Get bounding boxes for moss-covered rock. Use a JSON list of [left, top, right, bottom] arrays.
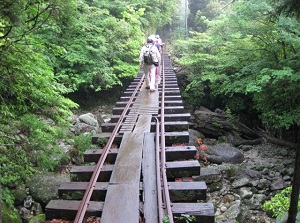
[[10, 188, 27, 206], [2, 202, 22, 223], [26, 172, 70, 208]]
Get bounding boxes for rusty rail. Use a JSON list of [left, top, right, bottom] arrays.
[[153, 45, 174, 223], [73, 74, 145, 223], [159, 46, 174, 223]]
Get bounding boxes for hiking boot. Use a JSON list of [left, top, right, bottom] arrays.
[[150, 88, 156, 92], [146, 86, 150, 89]]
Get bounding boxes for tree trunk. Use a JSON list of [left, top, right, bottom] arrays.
[[287, 139, 300, 223], [192, 107, 299, 149], [263, 133, 298, 149]]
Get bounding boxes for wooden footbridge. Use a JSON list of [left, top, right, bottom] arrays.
[[45, 51, 215, 223]]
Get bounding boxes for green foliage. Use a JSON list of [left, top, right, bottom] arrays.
[[188, 0, 227, 32], [29, 214, 46, 223], [262, 186, 300, 217], [2, 201, 22, 223], [73, 133, 93, 157], [0, 0, 182, 210], [162, 215, 170, 223], [69, 133, 93, 165], [171, 0, 300, 135], [97, 137, 108, 147], [175, 214, 197, 222], [0, 0, 78, 193], [2, 187, 15, 208]]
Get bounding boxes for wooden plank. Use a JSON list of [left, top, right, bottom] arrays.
[[84, 145, 196, 164], [58, 182, 109, 201], [160, 106, 186, 114], [142, 133, 158, 223], [112, 106, 186, 115], [134, 115, 152, 133], [101, 132, 144, 223], [165, 146, 197, 161], [84, 148, 118, 163], [92, 133, 122, 145], [128, 83, 178, 88], [150, 121, 189, 132], [70, 165, 113, 182], [45, 200, 103, 220], [164, 90, 181, 95], [123, 89, 180, 96], [168, 182, 207, 201], [166, 160, 200, 178], [159, 100, 183, 106], [165, 131, 190, 145], [158, 113, 191, 121], [172, 202, 215, 223], [120, 95, 181, 101], [110, 113, 191, 122], [120, 96, 137, 101], [159, 95, 182, 101], [115, 101, 134, 107], [101, 121, 189, 133]]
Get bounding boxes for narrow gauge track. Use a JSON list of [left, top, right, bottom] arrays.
[[45, 49, 215, 223]]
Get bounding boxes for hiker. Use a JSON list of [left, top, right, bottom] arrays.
[[139, 36, 161, 92], [155, 35, 164, 84], [155, 35, 163, 53]]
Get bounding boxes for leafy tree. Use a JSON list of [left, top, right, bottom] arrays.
[[171, 2, 300, 222], [173, 0, 300, 133], [0, 0, 77, 205], [276, 0, 300, 18], [42, 0, 178, 92], [188, 0, 229, 32], [0, 0, 182, 209]]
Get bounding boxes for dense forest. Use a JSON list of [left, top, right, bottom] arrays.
[[0, 0, 178, 216], [1, 0, 300, 222], [173, 0, 300, 139]]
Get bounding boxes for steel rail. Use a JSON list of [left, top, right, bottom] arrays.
[[155, 117, 164, 222], [159, 45, 174, 223], [74, 73, 145, 223]]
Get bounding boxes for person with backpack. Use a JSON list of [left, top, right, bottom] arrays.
[[139, 36, 161, 92], [154, 35, 163, 53], [154, 35, 164, 85]]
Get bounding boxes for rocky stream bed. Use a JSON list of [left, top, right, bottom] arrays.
[[7, 103, 298, 223]]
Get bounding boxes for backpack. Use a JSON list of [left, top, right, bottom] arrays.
[[143, 45, 154, 65]]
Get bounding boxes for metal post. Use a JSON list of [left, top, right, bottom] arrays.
[[185, 0, 188, 37]]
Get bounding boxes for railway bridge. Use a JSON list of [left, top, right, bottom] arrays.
[[45, 51, 215, 223]]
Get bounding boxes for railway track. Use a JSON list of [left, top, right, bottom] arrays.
[[45, 50, 215, 223]]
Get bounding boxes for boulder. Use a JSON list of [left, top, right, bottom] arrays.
[[192, 107, 260, 141], [238, 187, 253, 200], [244, 194, 266, 210], [203, 143, 244, 164], [232, 178, 250, 189], [79, 113, 98, 127], [195, 166, 222, 183], [26, 172, 70, 208], [188, 128, 203, 146], [74, 122, 98, 134], [224, 200, 242, 219], [270, 178, 287, 191], [10, 188, 27, 206]]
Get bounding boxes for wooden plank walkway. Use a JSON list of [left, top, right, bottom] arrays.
[[100, 131, 144, 223], [142, 133, 158, 223], [101, 86, 159, 223]]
